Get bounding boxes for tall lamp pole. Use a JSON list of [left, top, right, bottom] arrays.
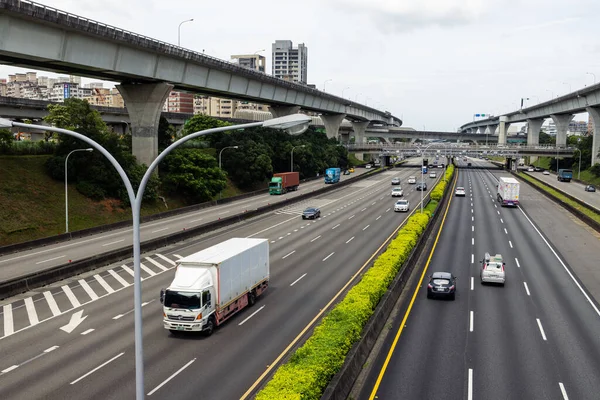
[[65, 148, 93, 233], [420, 143, 436, 214], [178, 18, 194, 46], [291, 144, 306, 172], [574, 148, 582, 180], [587, 72, 596, 84], [323, 79, 332, 92], [218, 145, 239, 199]]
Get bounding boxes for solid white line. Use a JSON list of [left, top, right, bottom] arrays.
[[472, 238, 474, 245], [376, 215, 381, 220], [559, 382, 569, 400], [43, 291, 62, 316], [536, 318, 547, 341], [468, 369, 473, 400], [81, 329, 94, 335], [44, 345, 59, 353], [332, 224, 340, 230], [144, 257, 169, 272], [515, 258, 521, 268], [348, 215, 355, 219], [35, 255, 65, 265], [102, 239, 124, 247], [108, 269, 130, 287], [471, 254, 474, 264], [323, 252, 335, 261], [93, 275, 115, 294], [140, 263, 157, 277], [62, 285, 81, 308], [24, 297, 39, 326], [346, 237, 355, 244], [121, 265, 135, 277], [147, 358, 196, 396], [238, 305, 265, 326], [282, 250, 296, 259], [470, 311, 474, 332], [363, 225, 370, 231], [518, 206, 600, 317], [509, 241, 513, 248], [2, 365, 18, 373], [70, 352, 125, 384], [79, 279, 99, 301], [155, 254, 176, 266], [290, 274, 307, 286], [310, 235, 321, 242], [524, 282, 531, 296], [151, 227, 170, 233], [471, 277, 474, 291]]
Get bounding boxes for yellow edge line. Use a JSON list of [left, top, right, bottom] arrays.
[[368, 169, 458, 400], [240, 187, 430, 399]]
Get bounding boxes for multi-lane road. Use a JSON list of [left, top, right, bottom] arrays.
[[358, 158, 600, 400], [523, 169, 600, 209], [0, 161, 441, 399]]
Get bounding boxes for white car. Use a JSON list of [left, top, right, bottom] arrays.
[[527, 167, 534, 172], [394, 199, 409, 212], [407, 176, 417, 184], [480, 253, 506, 285], [543, 170, 550, 175], [429, 172, 436, 178], [391, 188, 404, 197], [455, 187, 466, 196]]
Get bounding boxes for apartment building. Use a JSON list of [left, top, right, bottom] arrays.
[[271, 40, 308, 84]]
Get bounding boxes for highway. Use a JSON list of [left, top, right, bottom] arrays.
[[358, 159, 600, 400], [0, 161, 441, 399], [523, 168, 600, 209], [0, 168, 369, 282]]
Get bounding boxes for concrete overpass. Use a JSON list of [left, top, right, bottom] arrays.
[[0, 0, 401, 166], [346, 143, 576, 157], [459, 81, 600, 165]]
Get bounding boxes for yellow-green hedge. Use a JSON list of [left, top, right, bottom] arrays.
[[430, 164, 455, 201], [255, 166, 455, 400]]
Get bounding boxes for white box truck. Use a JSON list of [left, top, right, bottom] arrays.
[[497, 177, 520, 207], [160, 238, 269, 336]]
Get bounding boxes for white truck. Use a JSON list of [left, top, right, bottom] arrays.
[[160, 238, 269, 336], [497, 177, 520, 207]]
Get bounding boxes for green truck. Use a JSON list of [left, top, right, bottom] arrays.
[[269, 172, 300, 195]]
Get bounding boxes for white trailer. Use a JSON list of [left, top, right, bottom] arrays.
[[497, 177, 520, 207], [161, 238, 269, 335]]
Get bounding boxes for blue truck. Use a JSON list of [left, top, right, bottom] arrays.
[[557, 169, 573, 182], [324, 168, 341, 184]]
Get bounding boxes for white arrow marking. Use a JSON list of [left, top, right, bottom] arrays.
[[60, 310, 88, 333]]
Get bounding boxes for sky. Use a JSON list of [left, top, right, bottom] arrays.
[[1, 0, 600, 131]]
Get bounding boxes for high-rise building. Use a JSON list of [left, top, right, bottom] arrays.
[[231, 54, 266, 73], [163, 91, 194, 113], [271, 40, 308, 84]]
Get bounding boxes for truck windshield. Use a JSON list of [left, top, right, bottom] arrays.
[[164, 290, 201, 309], [268, 182, 280, 188]]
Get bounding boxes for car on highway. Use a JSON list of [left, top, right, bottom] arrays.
[[438, 164, 444, 168], [426, 272, 456, 300], [302, 207, 321, 219], [391, 177, 401, 185], [455, 187, 466, 196], [394, 199, 410, 212], [585, 185, 596, 192], [429, 172, 436, 178], [407, 176, 417, 184], [543, 170, 550, 175], [391, 187, 404, 197], [416, 182, 427, 191], [527, 167, 535, 172], [534, 167, 543, 172], [480, 253, 506, 285]]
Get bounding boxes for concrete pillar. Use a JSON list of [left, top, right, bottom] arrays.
[[269, 105, 301, 118], [550, 114, 573, 148], [320, 114, 346, 140], [498, 116, 510, 145], [351, 120, 370, 144], [587, 107, 600, 166], [526, 118, 544, 146], [339, 132, 350, 144], [117, 82, 173, 167]]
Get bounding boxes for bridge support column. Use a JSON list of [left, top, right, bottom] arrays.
[[526, 118, 544, 146], [550, 114, 573, 148], [587, 107, 600, 166], [498, 116, 510, 145], [116, 82, 173, 167], [320, 113, 346, 140], [269, 105, 301, 118], [351, 121, 369, 144]]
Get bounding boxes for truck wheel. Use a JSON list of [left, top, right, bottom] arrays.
[[248, 291, 256, 306], [204, 316, 215, 337]]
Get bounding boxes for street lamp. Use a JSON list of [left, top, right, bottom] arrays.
[[574, 148, 582, 180], [420, 143, 437, 214], [587, 72, 596, 84], [218, 145, 239, 200], [120, 120, 130, 135], [178, 18, 194, 46], [323, 79, 332, 92], [65, 148, 93, 233], [342, 86, 350, 98], [520, 97, 529, 110], [0, 113, 311, 400], [291, 144, 306, 172]]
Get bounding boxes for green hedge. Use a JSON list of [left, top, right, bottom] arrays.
[[255, 165, 454, 400]]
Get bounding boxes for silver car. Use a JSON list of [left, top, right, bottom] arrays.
[[394, 199, 409, 212]]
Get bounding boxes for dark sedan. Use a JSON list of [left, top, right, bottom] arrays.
[[302, 207, 321, 219], [415, 182, 427, 191], [427, 272, 456, 300], [585, 185, 596, 192]]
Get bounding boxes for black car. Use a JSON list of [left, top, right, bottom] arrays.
[[415, 182, 427, 191], [427, 272, 457, 300], [302, 207, 321, 219], [585, 185, 596, 192]]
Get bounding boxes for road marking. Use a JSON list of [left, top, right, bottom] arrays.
[[470, 311, 474, 332], [310, 235, 321, 242], [497, 210, 500, 215], [35, 255, 65, 265], [494, 204, 498, 208], [70, 352, 125, 385], [93, 275, 115, 294], [24, 297, 39, 326], [376, 215, 382, 220], [62, 285, 81, 308], [294, 229, 298, 232], [559, 383, 569, 400], [287, 233, 291, 236], [471, 202, 473, 207], [102, 239, 124, 247], [156, 254, 177, 266], [140, 263, 157, 277], [471, 209, 473, 214], [468, 369, 473, 400], [323, 252, 335, 261], [500, 218, 504, 223], [348, 215, 355, 220], [386, 208, 391, 212], [361, 208, 367, 212], [536, 318, 547, 341], [190, 218, 203, 223], [290, 274, 307, 286], [238, 305, 265, 326], [509, 240, 513, 248], [332, 224, 340, 230], [151, 227, 170, 233], [363, 225, 370, 231], [147, 358, 196, 396], [144, 257, 169, 272], [278, 236, 284, 240], [504, 228, 508, 234], [472, 216, 474, 222], [43, 291, 62, 316], [472, 226, 474, 232], [1, 365, 18, 374], [472, 238, 474, 245], [471, 254, 474, 264], [471, 277, 474, 290], [81, 329, 94, 335], [121, 265, 135, 278], [218, 210, 230, 215], [108, 269, 130, 287], [44, 345, 59, 353], [346, 237, 355, 244], [515, 258, 520, 268], [524, 282, 531, 296], [79, 279, 99, 301], [282, 251, 296, 259]]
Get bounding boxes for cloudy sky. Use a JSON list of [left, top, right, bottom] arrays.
[[2, 0, 600, 130]]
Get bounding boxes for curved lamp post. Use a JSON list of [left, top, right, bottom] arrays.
[[65, 148, 93, 232], [178, 18, 194, 46], [291, 144, 306, 172], [0, 113, 311, 400]]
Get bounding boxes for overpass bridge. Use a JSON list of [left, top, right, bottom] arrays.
[[0, 0, 401, 165]]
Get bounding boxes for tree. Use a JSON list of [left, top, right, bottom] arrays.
[[0, 129, 13, 153], [158, 116, 176, 152], [538, 130, 555, 145]]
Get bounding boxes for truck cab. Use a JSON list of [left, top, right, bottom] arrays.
[[557, 169, 573, 182]]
